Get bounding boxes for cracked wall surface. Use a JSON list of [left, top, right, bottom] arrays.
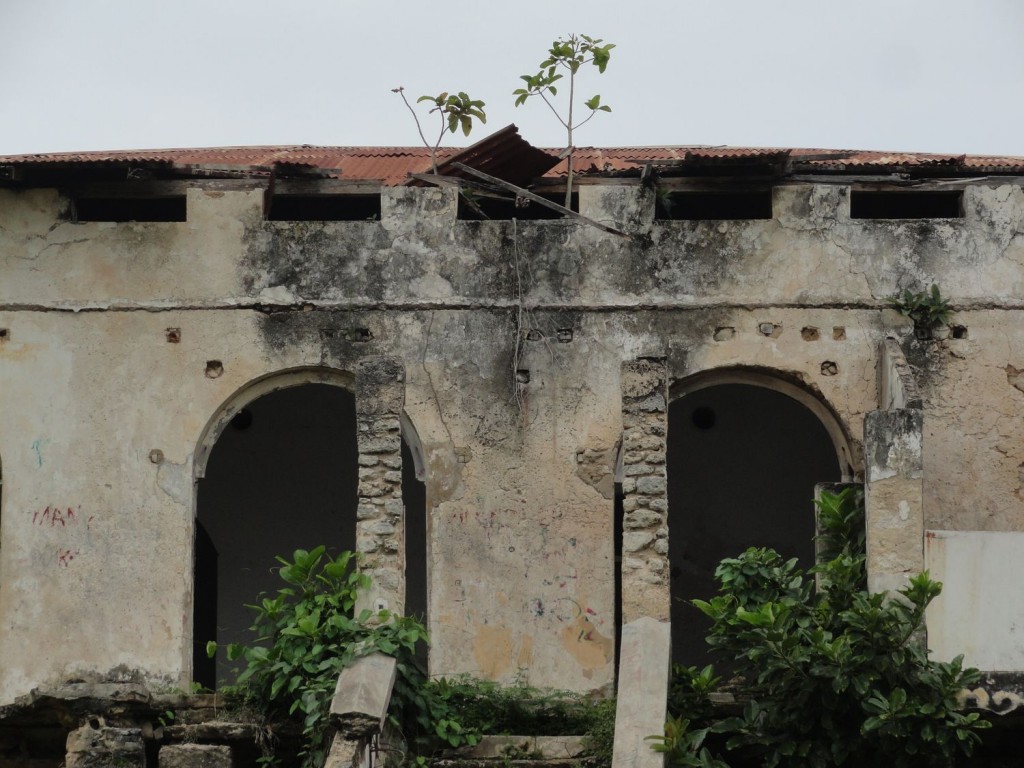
[[2, 180, 1024, 700]]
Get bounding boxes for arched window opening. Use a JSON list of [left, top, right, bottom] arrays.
[[193, 382, 358, 689], [668, 382, 843, 668], [402, 437, 427, 623]]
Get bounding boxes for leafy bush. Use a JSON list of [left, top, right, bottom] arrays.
[[656, 488, 989, 768], [581, 697, 617, 767], [892, 284, 953, 331], [428, 675, 605, 737], [210, 547, 478, 768]]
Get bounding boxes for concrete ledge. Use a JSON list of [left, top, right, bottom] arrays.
[[449, 735, 585, 759], [159, 744, 232, 768]]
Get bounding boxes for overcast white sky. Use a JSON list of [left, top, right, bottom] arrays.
[[2, 1, 1022, 157]]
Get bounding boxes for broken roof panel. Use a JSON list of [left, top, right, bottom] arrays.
[[407, 124, 559, 188]]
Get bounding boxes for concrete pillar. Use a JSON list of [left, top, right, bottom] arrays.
[[330, 652, 397, 738], [381, 186, 457, 231], [611, 617, 670, 768], [65, 723, 144, 768], [324, 733, 372, 768], [620, 359, 670, 623], [864, 408, 924, 594], [355, 357, 407, 615], [579, 185, 655, 234]]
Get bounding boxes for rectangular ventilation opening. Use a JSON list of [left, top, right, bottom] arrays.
[[850, 191, 963, 219], [458, 192, 578, 220], [266, 194, 381, 221], [74, 196, 186, 222], [657, 190, 773, 220]]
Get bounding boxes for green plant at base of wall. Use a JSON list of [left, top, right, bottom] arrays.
[[208, 547, 481, 768], [652, 488, 989, 768]]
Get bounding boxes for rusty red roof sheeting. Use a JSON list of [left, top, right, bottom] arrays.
[[3, 140, 1024, 182], [408, 125, 559, 188], [0, 145, 454, 185]]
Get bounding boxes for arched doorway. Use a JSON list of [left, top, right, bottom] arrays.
[[192, 374, 358, 689], [400, 413, 428, 627], [667, 370, 850, 667]]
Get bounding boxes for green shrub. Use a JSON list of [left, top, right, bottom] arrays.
[[210, 547, 478, 768], [656, 488, 989, 768]]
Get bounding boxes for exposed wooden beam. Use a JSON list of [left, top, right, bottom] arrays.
[[451, 162, 628, 237]]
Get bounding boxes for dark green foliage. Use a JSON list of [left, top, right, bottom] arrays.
[[210, 547, 479, 768], [659, 488, 989, 768], [581, 697, 617, 767], [651, 665, 729, 767], [428, 676, 606, 736], [668, 664, 720, 723]]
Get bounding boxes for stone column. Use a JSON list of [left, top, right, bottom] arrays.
[[620, 359, 670, 623], [355, 357, 406, 615], [612, 617, 670, 768], [864, 339, 925, 595], [864, 408, 924, 594]]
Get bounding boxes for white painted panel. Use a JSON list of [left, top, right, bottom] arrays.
[[926, 530, 1024, 671]]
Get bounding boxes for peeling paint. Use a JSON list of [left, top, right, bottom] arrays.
[[560, 614, 613, 674], [472, 625, 516, 680], [156, 457, 192, 506]]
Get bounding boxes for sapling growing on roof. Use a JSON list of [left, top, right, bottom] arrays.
[[513, 34, 615, 208], [392, 87, 487, 175]]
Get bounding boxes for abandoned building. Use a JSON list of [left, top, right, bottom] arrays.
[[2, 124, 1024, 764]]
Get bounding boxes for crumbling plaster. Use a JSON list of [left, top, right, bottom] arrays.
[[2, 178, 1024, 701]]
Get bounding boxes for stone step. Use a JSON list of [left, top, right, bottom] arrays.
[[433, 734, 588, 766]]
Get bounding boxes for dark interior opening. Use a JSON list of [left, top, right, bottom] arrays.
[[613, 481, 624, 680], [194, 384, 359, 689], [657, 190, 773, 220], [402, 437, 428, 669], [267, 194, 381, 221], [850, 190, 963, 219], [667, 384, 840, 669], [74, 196, 186, 222], [458, 192, 578, 219]]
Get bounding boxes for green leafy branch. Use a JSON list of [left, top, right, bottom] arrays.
[[393, 87, 487, 174], [513, 34, 615, 208], [892, 284, 953, 333], [207, 546, 479, 768]]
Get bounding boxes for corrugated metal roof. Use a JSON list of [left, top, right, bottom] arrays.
[[0, 145, 453, 185], [3, 139, 1024, 182], [409, 125, 559, 187]]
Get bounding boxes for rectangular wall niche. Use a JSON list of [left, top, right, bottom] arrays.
[[266, 194, 381, 221], [74, 196, 186, 222], [850, 190, 963, 219], [656, 190, 773, 220]]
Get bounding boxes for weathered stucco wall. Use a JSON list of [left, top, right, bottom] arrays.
[[2, 179, 1024, 701]]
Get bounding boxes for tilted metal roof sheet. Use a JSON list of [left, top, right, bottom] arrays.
[[408, 125, 559, 188]]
